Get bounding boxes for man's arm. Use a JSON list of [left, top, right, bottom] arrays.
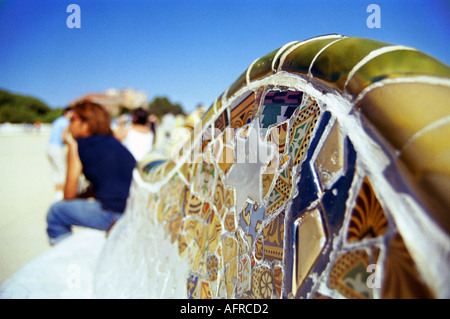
[[64, 139, 83, 200]]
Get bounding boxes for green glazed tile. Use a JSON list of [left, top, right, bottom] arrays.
[[347, 49, 450, 97], [248, 48, 278, 82], [226, 69, 248, 99], [280, 36, 344, 76], [310, 37, 391, 91], [249, 42, 299, 82], [201, 101, 217, 126], [214, 92, 224, 113]]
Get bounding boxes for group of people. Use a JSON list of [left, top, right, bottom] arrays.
[[45, 101, 156, 245]]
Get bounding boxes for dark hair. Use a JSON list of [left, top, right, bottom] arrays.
[[132, 107, 148, 125], [72, 101, 113, 135]]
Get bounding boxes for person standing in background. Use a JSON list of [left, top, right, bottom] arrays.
[[118, 107, 154, 162], [46, 106, 73, 201]]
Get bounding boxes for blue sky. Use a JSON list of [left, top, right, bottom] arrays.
[[0, 0, 448, 113]]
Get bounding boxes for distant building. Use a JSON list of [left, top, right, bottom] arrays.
[[73, 88, 148, 116]]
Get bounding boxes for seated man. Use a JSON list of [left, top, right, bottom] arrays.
[[46, 101, 136, 245]]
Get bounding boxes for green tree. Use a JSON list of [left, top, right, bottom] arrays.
[[147, 96, 185, 118], [0, 89, 61, 123]]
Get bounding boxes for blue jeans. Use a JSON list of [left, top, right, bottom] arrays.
[[46, 199, 122, 244]]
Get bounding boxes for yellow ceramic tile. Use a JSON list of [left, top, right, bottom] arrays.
[[177, 234, 188, 259], [263, 211, 285, 262], [314, 121, 344, 190], [222, 236, 238, 265], [185, 218, 203, 244], [254, 236, 264, 262], [186, 193, 203, 216], [252, 266, 274, 299], [200, 281, 212, 299], [358, 82, 450, 150], [201, 202, 212, 222], [293, 208, 326, 294], [208, 210, 222, 253], [225, 258, 238, 298], [207, 253, 219, 282], [399, 123, 450, 232], [213, 175, 225, 212], [225, 188, 235, 208], [262, 165, 275, 198], [169, 214, 183, 244], [217, 144, 235, 175], [224, 212, 236, 232]]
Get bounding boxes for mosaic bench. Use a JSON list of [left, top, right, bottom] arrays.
[[94, 35, 450, 299]]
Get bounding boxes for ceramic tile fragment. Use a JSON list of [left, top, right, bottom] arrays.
[[263, 211, 285, 262], [185, 218, 203, 244], [239, 202, 265, 246], [346, 49, 450, 97], [208, 210, 221, 253], [187, 274, 199, 299], [248, 47, 279, 82], [274, 266, 283, 299], [280, 35, 344, 75], [230, 92, 255, 129], [222, 236, 238, 265], [254, 236, 264, 262], [262, 162, 276, 198], [193, 162, 216, 200], [200, 281, 212, 299], [266, 163, 292, 215], [310, 37, 390, 90], [236, 254, 252, 295], [289, 97, 321, 167], [328, 250, 373, 299], [314, 121, 344, 190], [215, 110, 229, 134], [252, 266, 274, 299], [236, 229, 250, 255], [225, 188, 235, 208], [293, 208, 326, 293], [260, 90, 303, 129], [381, 233, 434, 298], [201, 202, 212, 222], [268, 122, 288, 155], [168, 213, 183, 244], [217, 144, 235, 176], [224, 212, 236, 232], [213, 175, 225, 212], [178, 234, 188, 259], [186, 194, 202, 217], [346, 177, 389, 242], [225, 258, 238, 298], [207, 253, 219, 282]]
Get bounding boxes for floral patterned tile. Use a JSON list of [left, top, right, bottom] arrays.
[[346, 177, 389, 243]]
